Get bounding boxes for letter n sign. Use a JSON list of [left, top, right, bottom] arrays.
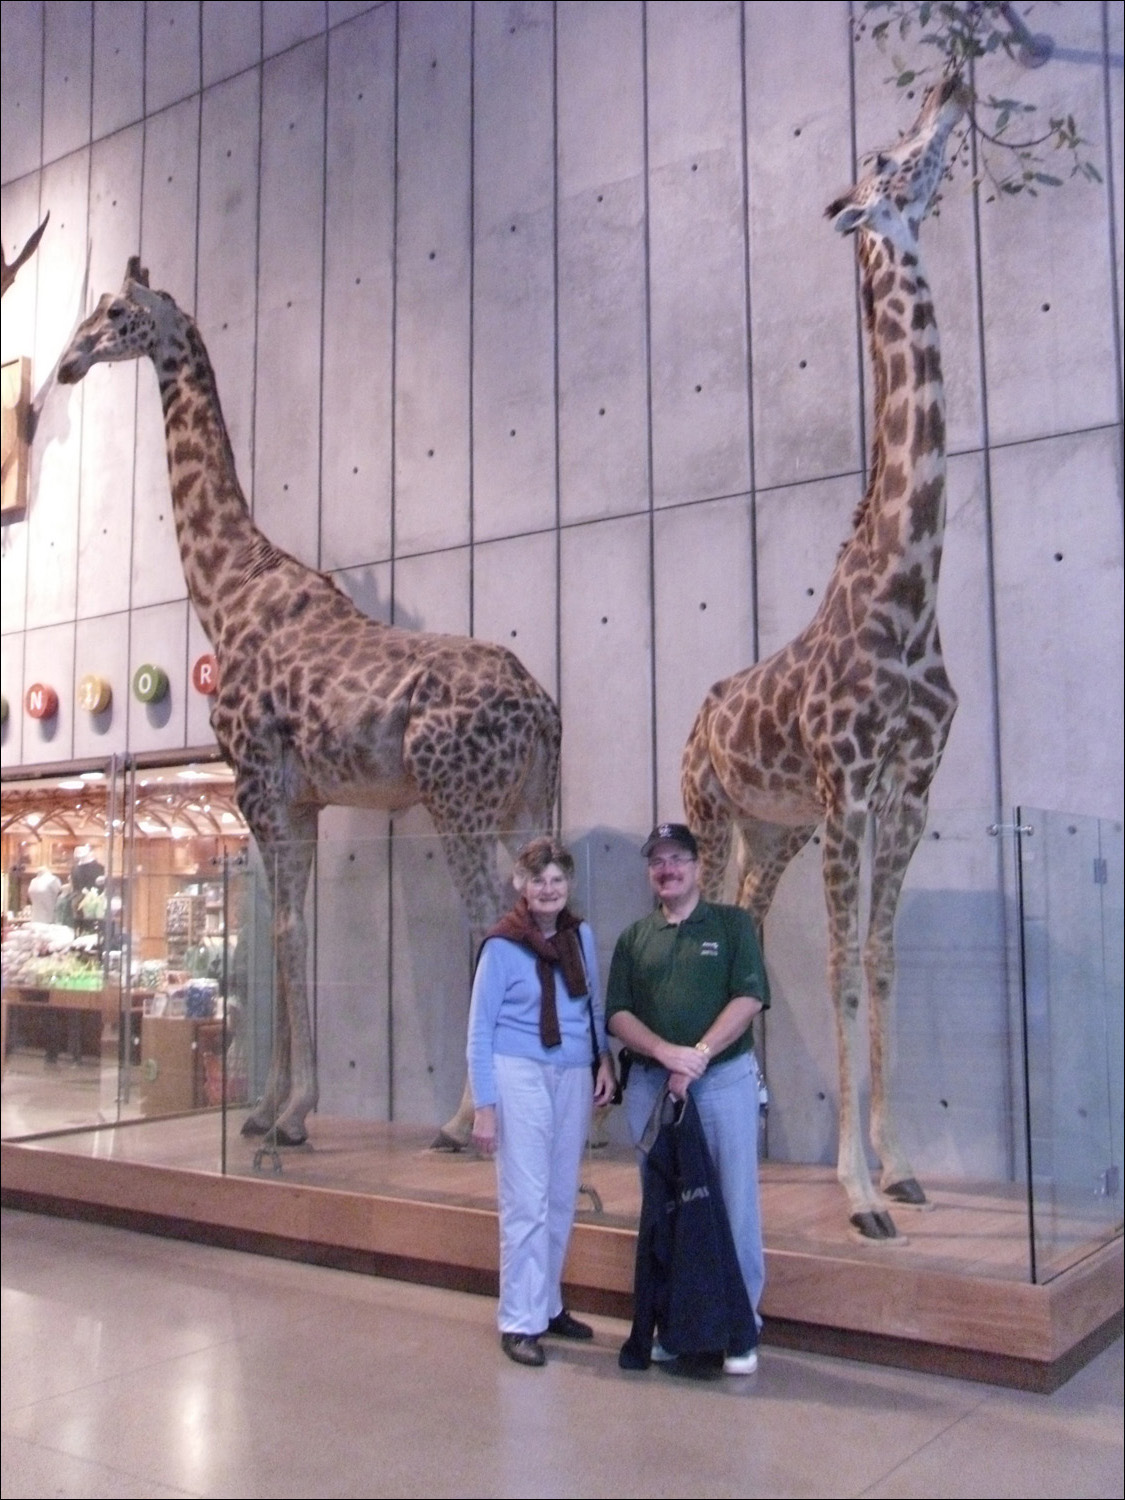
[[25, 683, 59, 719], [192, 654, 219, 695]]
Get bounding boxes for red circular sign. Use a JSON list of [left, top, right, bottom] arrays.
[[25, 683, 59, 719], [192, 654, 219, 695]]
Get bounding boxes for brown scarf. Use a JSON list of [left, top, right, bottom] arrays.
[[486, 896, 587, 1049]]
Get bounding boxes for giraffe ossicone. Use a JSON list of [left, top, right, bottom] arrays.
[[682, 76, 967, 1241], [59, 260, 560, 1148]]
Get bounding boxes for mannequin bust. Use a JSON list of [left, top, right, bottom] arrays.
[[28, 867, 62, 924]]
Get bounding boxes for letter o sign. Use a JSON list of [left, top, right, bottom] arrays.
[[192, 654, 219, 695], [26, 683, 59, 719], [133, 664, 169, 703]]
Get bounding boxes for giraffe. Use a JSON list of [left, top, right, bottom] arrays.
[[58, 259, 560, 1147], [681, 76, 967, 1241]]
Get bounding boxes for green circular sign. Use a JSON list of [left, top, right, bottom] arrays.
[[133, 664, 169, 703]]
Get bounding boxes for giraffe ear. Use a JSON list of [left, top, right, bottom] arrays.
[[124, 256, 151, 289], [826, 198, 867, 235]]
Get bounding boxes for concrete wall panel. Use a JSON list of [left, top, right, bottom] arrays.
[[92, 0, 144, 140], [648, 0, 749, 508], [185, 609, 218, 748], [471, 1, 556, 543], [0, 634, 27, 769], [992, 428, 1124, 820], [335, 559, 393, 627], [1112, 3, 1124, 370], [392, 547, 470, 637], [321, 4, 396, 572], [252, 36, 325, 564], [77, 126, 143, 622], [556, 0, 647, 527], [925, 451, 998, 814], [71, 609, 129, 760], [197, 67, 261, 492], [0, 180, 45, 362], [1, 0, 44, 181], [21, 621, 76, 765], [979, 6, 1117, 446], [132, 97, 199, 612], [43, 1, 92, 166], [389, 805, 474, 1125], [202, 0, 260, 88], [559, 513, 652, 833], [393, 0, 472, 555], [26, 152, 89, 633], [754, 472, 856, 657], [0, 176, 45, 639], [125, 599, 188, 752], [263, 0, 325, 58], [144, 0, 200, 117], [653, 493, 755, 816], [746, 1, 860, 491], [315, 806, 393, 1120], [472, 529, 558, 707]]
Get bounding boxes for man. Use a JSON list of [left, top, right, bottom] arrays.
[[606, 822, 769, 1374]]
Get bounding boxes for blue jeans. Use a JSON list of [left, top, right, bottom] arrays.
[[625, 1052, 765, 1319]]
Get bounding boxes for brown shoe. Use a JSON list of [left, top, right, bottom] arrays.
[[501, 1333, 546, 1367]]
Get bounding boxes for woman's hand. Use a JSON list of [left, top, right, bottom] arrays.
[[471, 1105, 498, 1156], [593, 1054, 617, 1107]]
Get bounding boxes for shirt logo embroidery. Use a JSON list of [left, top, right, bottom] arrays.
[[700, 941, 720, 957]]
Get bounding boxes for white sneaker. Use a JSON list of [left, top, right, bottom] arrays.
[[651, 1342, 677, 1362], [723, 1350, 758, 1375]]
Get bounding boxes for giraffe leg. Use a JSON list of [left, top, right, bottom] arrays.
[[823, 808, 900, 1241], [240, 804, 319, 1146], [735, 818, 818, 932], [429, 820, 509, 1151], [866, 796, 930, 1207], [682, 715, 735, 900]]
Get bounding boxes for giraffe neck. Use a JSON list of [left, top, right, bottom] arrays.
[[151, 320, 278, 646], [849, 230, 947, 616]]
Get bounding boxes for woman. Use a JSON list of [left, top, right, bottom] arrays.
[[468, 836, 617, 1367]]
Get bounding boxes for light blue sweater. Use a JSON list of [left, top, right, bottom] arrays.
[[466, 922, 607, 1108]]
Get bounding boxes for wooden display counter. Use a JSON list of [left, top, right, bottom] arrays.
[[140, 1016, 225, 1115], [2, 986, 146, 1066]]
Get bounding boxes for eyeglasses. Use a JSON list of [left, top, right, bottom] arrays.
[[647, 854, 695, 870]]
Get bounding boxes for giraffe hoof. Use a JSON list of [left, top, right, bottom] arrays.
[[430, 1130, 469, 1153], [885, 1177, 928, 1207], [240, 1115, 272, 1138], [273, 1124, 309, 1147], [850, 1210, 900, 1241]]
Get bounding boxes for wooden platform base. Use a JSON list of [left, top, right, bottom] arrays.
[[2, 1115, 1120, 1393]]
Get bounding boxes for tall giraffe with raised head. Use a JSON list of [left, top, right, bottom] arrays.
[[59, 260, 559, 1146], [681, 76, 967, 1240]]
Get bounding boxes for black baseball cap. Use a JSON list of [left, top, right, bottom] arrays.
[[641, 823, 699, 859]]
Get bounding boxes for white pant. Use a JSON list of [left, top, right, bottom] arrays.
[[493, 1054, 592, 1335]]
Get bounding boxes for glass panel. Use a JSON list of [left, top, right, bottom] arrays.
[[220, 832, 651, 1228], [2, 759, 248, 1164], [1, 764, 126, 1136], [1017, 808, 1124, 1282]]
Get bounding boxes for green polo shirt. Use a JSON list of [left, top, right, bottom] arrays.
[[606, 899, 770, 1067]]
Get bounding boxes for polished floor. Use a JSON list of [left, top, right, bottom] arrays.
[[1, 1208, 1121, 1499]]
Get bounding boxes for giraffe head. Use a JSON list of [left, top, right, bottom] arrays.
[[826, 74, 970, 244], [58, 257, 179, 384]]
